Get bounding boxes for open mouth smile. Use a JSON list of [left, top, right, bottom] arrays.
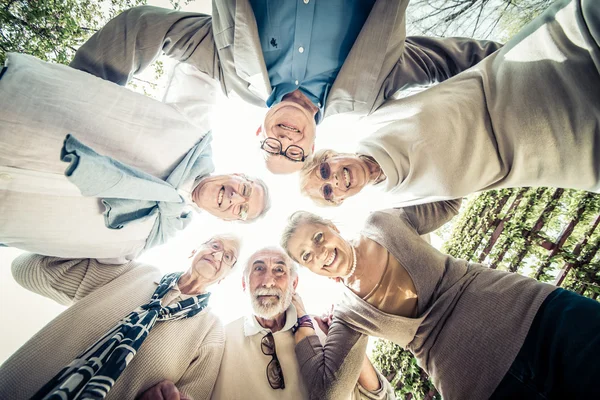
[[217, 186, 224, 207], [343, 168, 351, 189], [323, 249, 337, 268], [278, 123, 301, 133]]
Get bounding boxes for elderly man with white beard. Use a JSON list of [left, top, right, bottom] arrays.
[[209, 247, 395, 399], [142, 247, 394, 399]]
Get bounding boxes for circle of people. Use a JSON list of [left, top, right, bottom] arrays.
[[1, 0, 599, 399]]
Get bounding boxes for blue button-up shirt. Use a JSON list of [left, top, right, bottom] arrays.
[[248, 0, 375, 123]]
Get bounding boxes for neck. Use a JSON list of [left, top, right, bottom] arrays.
[[178, 269, 210, 295], [282, 89, 319, 116], [255, 311, 287, 333], [359, 155, 383, 184], [344, 238, 368, 288]]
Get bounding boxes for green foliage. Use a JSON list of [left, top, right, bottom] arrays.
[[0, 0, 147, 66], [372, 340, 440, 400]]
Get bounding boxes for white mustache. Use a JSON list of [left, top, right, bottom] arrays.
[[254, 288, 282, 298]]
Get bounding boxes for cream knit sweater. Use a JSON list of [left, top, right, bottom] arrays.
[[0, 255, 224, 400]]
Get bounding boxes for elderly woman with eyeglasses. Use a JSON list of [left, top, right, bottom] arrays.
[[0, 235, 240, 400], [300, 0, 600, 207], [281, 201, 600, 400]]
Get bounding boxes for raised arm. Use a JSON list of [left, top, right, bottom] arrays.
[[293, 294, 370, 400], [393, 198, 463, 235], [70, 6, 216, 85], [11, 254, 138, 306], [382, 36, 502, 96]]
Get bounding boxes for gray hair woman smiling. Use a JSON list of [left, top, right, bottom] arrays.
[[300, 0, 600, 207], [0, 234, 241, 400], [281, 201, 600, 399]]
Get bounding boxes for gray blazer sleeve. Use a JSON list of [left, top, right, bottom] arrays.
[[295, 317, 370, 400], [70, 6, 217, 85], [394, 198, 463, 235], [381, 36, 502, 96]]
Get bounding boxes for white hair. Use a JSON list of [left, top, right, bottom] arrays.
[[243, 247, 298, 320]]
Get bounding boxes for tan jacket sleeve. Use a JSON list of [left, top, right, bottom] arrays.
[[11, 254, 137, 306], [176, 318, 225, 400], [381, 36, 502, 97], [70, 6, 217, 85]]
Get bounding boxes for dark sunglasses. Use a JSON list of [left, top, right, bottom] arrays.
[[261, 332, 285, 390], [318, 162, 334, 202]]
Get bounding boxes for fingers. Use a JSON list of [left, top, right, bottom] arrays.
[[314, 316, 329, 335], [161, 381, 181, 400]]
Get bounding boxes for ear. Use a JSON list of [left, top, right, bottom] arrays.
[[256, 125, 262, 137], [188, 249, 197, 259], [292, 275, 299, 291], [312, 143, 315, 152], [330, 224, 340, 233], [241, 276, 247, 292]]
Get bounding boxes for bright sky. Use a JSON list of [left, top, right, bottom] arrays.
[[0, 0, 445, 364]]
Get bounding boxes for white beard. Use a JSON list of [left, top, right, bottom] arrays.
[[250, 286, 293, 320]]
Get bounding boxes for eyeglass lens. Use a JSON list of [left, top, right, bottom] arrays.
[[261, 333, 285, 389]]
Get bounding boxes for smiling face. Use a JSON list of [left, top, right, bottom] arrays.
[[286, 221, 354, 278], [243, 248, 298, 320], [193, 174, 266, 221], [191, 237, 240, 285], [303, 154, 371, 205], [259, 95, 317, 174]]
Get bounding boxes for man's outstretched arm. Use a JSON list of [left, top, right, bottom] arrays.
[[70, 6, 217, 85]]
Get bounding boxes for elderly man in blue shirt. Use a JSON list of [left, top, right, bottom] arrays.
[[70, 0, 502, 174]]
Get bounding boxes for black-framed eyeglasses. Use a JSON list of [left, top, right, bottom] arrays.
[[260, 137, 306, 162], [261, 332, 285, 389]]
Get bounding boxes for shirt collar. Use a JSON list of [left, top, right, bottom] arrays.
[[243, 304, 298, 337]]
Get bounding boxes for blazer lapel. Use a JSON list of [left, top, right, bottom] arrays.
[[326, 0, 410, 117], [234, 0, 271, 101]]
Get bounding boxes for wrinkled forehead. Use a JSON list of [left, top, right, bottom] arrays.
[[247, 181, 266, 219], [250, 248, 291, 267]]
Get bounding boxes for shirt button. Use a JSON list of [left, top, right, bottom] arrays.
[[295, 80, 299, 85], [298, 46, 304, 53], [0, 173, 12, 181]]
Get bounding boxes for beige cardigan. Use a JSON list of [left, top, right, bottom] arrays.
[[0, 255, 224, 400], [358, 0, 600, 206]]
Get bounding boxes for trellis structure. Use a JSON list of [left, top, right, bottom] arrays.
[[373, 188, 600, 400]]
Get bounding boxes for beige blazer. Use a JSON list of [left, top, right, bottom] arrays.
[[70, 0, 502, 119]]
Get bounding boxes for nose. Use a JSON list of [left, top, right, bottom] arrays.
[[212, 250, 223, 262], [262, 271, 277, 288], [230, 191, 245, 204]]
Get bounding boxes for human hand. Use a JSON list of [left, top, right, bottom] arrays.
[[137, 380, 191, 400], [291, 292, 307, 317], [314, 305, 334, 335]]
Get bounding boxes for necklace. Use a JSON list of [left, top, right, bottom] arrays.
[[341, 245, 358, 281]]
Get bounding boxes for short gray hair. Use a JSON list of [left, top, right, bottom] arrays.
[[280, 211, 334, 263], [243, 246, 298, 284]]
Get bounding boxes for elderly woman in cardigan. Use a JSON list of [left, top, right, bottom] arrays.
[[0, 54, 269, 263], [300, 0, 599, 208], [0, 234, 240, 399], [280, 202, 600, 399]]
